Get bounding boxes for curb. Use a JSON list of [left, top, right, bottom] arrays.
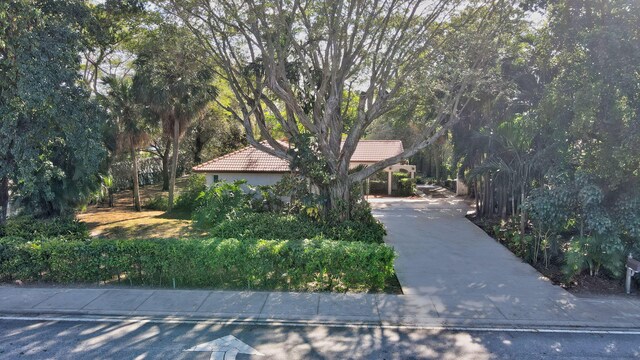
[[2, 310, 640, 335]]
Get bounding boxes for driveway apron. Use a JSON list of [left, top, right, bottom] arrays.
[[370, 194, 580, 322]]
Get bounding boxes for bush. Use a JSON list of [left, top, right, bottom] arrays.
[[211, 213, 318, 240], [0, 216, 88, 241], [174, 174, 207, 212], [563, 234, 625, 279], [0, 236, 395, 292], [144, 194, 169, 211], [192, 180, 252, 227], [393, 172, 416, 196], [210, 212, 385, 243]]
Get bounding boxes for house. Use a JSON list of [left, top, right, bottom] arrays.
[[192, 140, 415, 195]]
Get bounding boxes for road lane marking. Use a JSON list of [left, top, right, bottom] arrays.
[[184, 335, 263, 360]]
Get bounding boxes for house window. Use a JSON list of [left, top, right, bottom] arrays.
[[213, 175, 219, 183]]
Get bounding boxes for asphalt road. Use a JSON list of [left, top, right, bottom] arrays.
[[0, 317, 639, 359]]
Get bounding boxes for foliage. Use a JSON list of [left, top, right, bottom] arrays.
[[81, 0, 147, 93], [0, 236, 395, 292], [247, 185, 285, 214], [157, 0, 519, 219], [210, 212, 385, 244], [101, 75, 152, 211], [173, 174, 207, 212], [133, 23, 218, 210], [564, 234, 625, 279], [522, 170, 640, 278], [393, 173, 416, 197], [144, 194, 169, 211], [110, 156, 164, 190], [491, 219, 536, 263], [91, 174, 114, 206], [440, 0, 640, 284], [190, 176, 385, 243], [192, 180, 251, 227], [0, 0, 106, 218], [0, 216, 89, 242]]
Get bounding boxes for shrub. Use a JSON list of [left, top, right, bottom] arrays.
[[174, 174, 207, 212], [210, 213, 318, 240], [392, 172, 416, 196], [0, 236, 395, 292], [0, 216, 88, 241], [192, 180, 252, 227], [144, 194, 169, 211], [210, 212, 385, 243], [563, 234, 625, 279]]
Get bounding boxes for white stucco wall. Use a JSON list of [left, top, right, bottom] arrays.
[[204, 172, 286, 188]]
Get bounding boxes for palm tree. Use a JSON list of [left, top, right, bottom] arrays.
[[102, 76, 149, 211], [133, 25, 217, 211]]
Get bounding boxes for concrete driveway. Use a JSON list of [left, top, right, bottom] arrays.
[[369, 192, 583, 322]]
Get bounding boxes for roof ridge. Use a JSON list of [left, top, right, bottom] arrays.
[[355, 139, 403, 142]]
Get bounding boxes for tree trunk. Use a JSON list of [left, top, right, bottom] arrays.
[[326, 177, 350, 222], [161, 139, 171, 191], [0, 176, 9, 224], [194, 133, 204, 165], [130, 143, 141, 212], [167, 119, 180, 211], [519, 183, 527, 235]]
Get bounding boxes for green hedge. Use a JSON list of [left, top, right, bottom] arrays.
[[0, 237, 395, 292], [209, 212, 386, 243], [0, 216, 88, 241]]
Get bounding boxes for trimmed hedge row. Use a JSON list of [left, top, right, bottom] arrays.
[[0, 216, 88, 241], [0, 237, 395, 292], [210, 212, 387, 243]]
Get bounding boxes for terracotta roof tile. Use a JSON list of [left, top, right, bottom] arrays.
[[192, 140, 404, 173], [350, 140, 404, 163], [192, 141, 290, 173]]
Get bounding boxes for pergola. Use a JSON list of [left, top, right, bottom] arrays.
[[363, 164, 416, 195]]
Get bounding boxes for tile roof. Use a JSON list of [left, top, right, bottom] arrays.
[[350, 140, 404, 163], [192, 140, 404, 173], [192, 141, 291, 173]]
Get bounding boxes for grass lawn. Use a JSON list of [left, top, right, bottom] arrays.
[[77, 177, 206, 239]]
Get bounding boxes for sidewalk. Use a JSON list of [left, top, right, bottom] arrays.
[[1, 286, 640, 330]]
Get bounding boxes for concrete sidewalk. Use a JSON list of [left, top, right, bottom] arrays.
[[1, 286, 640, 329]]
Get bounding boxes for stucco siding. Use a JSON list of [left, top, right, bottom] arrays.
[[205, 172, 286, 188]]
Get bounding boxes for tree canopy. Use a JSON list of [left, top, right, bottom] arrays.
[[158, 0, 520, 215], [0, 0, 105, 219]]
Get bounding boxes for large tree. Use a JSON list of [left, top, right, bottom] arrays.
[[0, 0, 105, 221], [101, 76, 149, 211], [133, 25, 217, 210], [160, 0, 519, 217]]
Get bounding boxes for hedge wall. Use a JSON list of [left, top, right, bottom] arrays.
[[0, 237, 395, 292], [210, 212, 386, 244]]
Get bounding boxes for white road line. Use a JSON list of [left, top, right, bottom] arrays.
[[1, 315, 640, 335]]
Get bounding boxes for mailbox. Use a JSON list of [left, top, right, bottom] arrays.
[[627, 257, 640, 272], [627, 255, 640, 294]]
